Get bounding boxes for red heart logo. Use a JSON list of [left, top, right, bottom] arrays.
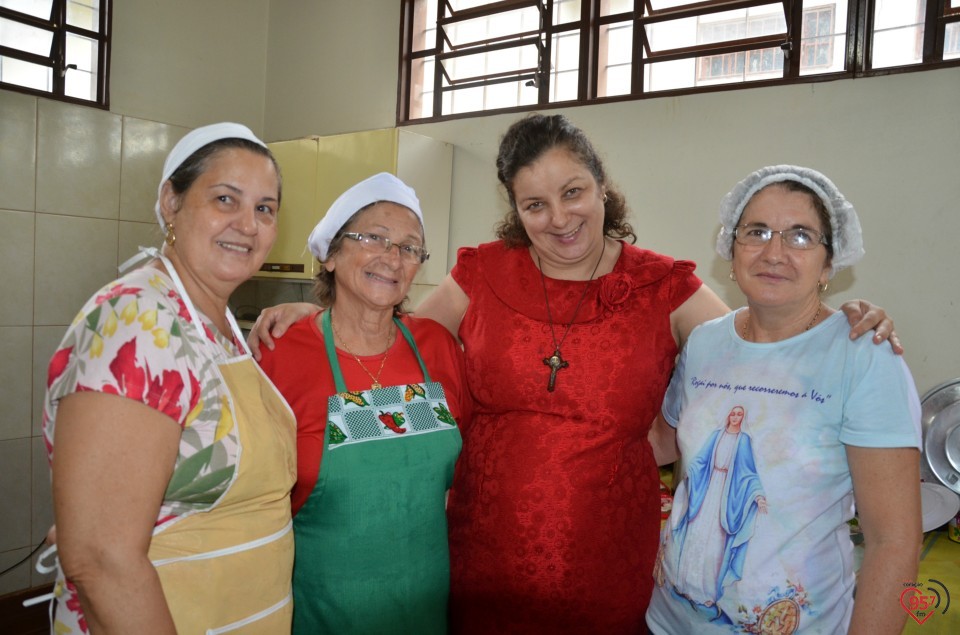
[[900, 586, 935, 625]]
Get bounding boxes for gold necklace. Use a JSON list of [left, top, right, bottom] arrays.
[[330, 310, 394, 390], [537, 240, 606, 392], [741, 302, 822, 342]]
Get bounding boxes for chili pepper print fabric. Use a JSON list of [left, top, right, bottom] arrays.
[[327, 382, 457, 448]]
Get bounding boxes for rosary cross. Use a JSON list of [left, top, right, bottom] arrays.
[[543, 349, 569, 392]]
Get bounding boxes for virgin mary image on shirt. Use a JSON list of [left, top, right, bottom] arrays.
[[665, 405, 767, 622]]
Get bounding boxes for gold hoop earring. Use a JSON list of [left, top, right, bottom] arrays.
[[818, 281, 828, 294], [164, 222, 176, 247], [729, 269, 736, 282], [602, 191, 608, 203]]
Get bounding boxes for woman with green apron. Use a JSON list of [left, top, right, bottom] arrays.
[[42, 124, 296, 634], [258, 172, 467, 634]]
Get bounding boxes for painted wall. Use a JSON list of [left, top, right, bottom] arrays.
[[264, 0, 402, 141], [111, 0, 271, 131]]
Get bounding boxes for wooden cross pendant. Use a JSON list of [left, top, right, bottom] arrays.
[[543, 349, 569, 392]]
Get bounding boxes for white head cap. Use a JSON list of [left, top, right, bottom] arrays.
[[307, 172, 423, 261], [154, 122, 268, 228], [715, 164, 864, 278]]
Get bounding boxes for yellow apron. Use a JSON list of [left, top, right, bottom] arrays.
[[143, 250, 297, 634], [147, 355, 296, 634]]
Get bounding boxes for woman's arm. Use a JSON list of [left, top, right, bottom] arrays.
[[246, 303, 320, 360], [669, 284, 730, 349], [648, 413, 679, 467], [413, 273, 470, 340], [245, 272, 471, 358], [53, 392, 181, 635], [845, 445, 922, 635]]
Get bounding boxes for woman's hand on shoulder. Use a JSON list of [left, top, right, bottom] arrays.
[[247, 303, 321, 360], [839, 299, 903, 354]]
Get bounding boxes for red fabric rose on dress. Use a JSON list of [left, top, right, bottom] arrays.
[[599, 273, 635, 311]]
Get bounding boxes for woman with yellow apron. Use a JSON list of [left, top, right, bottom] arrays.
[[41, 124, 296, 634], [144, 252, 297, 634]]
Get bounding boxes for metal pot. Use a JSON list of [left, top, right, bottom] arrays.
[[920, 377, 960, 494]]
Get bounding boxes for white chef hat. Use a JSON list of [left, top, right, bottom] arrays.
[[154, 122, 268, 228], [715, 164, 864, 277], [307, 172, 423, 260]]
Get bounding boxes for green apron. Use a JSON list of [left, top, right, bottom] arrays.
[[291, 311, 462, 634]]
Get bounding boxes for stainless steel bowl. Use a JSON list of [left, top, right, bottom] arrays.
[[921, 377, 960, 494]]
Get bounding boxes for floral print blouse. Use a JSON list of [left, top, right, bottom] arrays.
[[43, 264, 245, 530]]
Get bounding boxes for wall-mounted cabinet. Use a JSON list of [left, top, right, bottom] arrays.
[[259, 129, 453, 284]]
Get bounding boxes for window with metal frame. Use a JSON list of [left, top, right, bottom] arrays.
[[399, 0, 960, 123], [696, 5, 835, 82], [0, 0, 111, 106]]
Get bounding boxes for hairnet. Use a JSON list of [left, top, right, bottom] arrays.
[[715, 164, 864, 277], [154, 122, 268, 228], [307, 172, 424, 261]]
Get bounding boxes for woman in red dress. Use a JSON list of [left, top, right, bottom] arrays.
[[420, 114, 719, 632]]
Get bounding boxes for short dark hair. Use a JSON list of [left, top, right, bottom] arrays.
[[493, 113, 635, 247]]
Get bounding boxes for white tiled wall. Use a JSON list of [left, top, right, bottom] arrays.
[[0, 328, 33, 440], [0, 210, 34, 325], [0, 91, 37, 212], [36, 100, 123, 219], [0, 88, 189, 594]]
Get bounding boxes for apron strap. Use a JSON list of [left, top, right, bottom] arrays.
[[321, 310, 349, 393], [119, 244, 156, 273], [395, 319, 432, 383], [321, 310, 432, 394]]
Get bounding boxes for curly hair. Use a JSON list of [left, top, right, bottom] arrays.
[[493, 113, 635, 248]]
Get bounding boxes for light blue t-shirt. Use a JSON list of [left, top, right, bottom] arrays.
[[647, 310, 920, 635]]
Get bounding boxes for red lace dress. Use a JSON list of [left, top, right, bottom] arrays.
[[446, 240, 701, 634]]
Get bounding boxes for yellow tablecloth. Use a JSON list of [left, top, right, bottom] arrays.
[[902, 530, 960, 634]]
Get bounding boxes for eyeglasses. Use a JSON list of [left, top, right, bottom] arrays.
[[733, 224, 827, 251], [341, 232, 430, 264]]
